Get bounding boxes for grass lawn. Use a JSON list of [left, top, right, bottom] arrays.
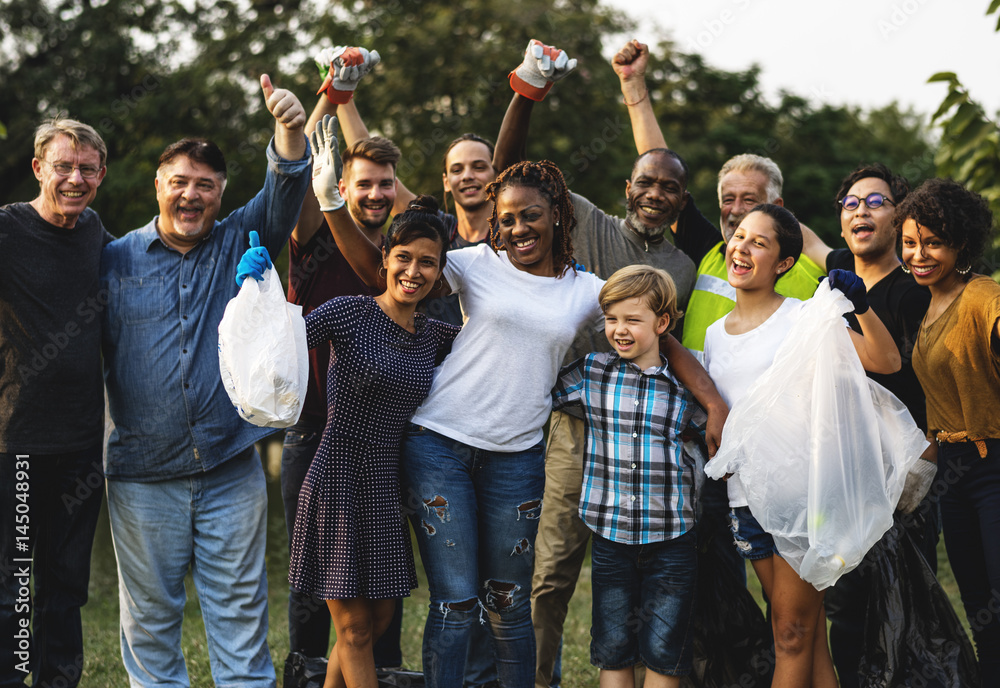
[[77, 449, 970, 687]]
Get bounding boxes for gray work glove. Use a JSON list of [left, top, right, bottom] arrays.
[[896, 458, 937, 514]]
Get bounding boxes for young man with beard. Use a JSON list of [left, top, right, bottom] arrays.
[[1, 117, 111, 688], [100, 75, 309, 687], [492, 39, 703, 688], [326, 47, 497, 328], [799, 163, 939, 688]]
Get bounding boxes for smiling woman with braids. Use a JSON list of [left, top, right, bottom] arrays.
[[308, 114, 725, 688]]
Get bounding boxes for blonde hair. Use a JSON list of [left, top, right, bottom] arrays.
[[34, 118, 107, 167], [599, 265, 683, 334]]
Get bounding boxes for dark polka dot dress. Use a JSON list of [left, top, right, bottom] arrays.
[[289, 296, 459, 599]]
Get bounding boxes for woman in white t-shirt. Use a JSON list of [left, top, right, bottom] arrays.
[[311, 112, 724, 688], [704, 204, 900, 688]]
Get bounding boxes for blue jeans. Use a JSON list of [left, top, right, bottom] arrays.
[[107, 448, 275, 687], [401, 426, 545, 688], [590, 531, 697, 676], [936, 439, 1000, 685], [0, 446, 104, 688], [281, 422, 404, 666]]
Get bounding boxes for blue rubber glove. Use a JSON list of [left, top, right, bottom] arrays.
[[826, 268, 869, 315], [235, 231, 272, 286]]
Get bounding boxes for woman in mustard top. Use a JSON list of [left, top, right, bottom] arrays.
[[896, 178, 1000, 683]]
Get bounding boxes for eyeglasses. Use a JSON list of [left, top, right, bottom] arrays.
[[840, 192, 894, 211], [43, 160, 102, 179]]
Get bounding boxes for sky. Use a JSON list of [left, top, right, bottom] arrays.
[[603, 0, 999, 119]]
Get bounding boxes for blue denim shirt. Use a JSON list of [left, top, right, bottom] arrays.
[[101, 139, 310, 481]]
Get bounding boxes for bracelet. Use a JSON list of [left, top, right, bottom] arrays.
[[623, 89, 649, 107]]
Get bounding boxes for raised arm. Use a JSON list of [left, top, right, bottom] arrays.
[[294, 47, 385, 244], [828, 270, 901, 374], [661, 335, 729, 457], [800, 222, 833, 271], [613, 40, 667, 154], [311, 114, 384, 289], [336, 95, 416, 214], [261, 74, 307, 161], [293, 95, 337, 245], [317, 46, 416, 215], [493, 39, 577, 173], [311, 114, 451, 298], [493, 94, 535, 173]]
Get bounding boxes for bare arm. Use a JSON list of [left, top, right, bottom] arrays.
[[292, 96, 339, 245], [661, 335, 729, 457], [800, 222, 833, 271], [321, 207, 385, 289], [338, 96, 415, 214], [849, 309, 902, 374], [493, 93, 534, 174], [613, 40, 667, 153]]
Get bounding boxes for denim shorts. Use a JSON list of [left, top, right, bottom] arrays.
[[590, 530, 697, 676], [728, 506, 779, 560]]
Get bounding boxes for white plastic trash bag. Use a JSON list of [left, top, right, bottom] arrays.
[[218, 268, 308, 428], [704, 281, 928, 589]]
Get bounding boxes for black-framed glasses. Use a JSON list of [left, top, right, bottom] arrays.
[[840, 192, 894, 211], [43, 160, 102, 179]]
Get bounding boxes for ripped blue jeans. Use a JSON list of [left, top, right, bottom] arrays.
[[401, 425, 545, 688]]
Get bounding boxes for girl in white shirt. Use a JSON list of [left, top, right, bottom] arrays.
[[704, 203, 900, 688]]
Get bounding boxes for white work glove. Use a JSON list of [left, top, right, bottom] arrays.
[[310, 114, 345, 212], [509, 39, 577, 101], [896, 458, 937, 514], [315, 46, 381, 104]]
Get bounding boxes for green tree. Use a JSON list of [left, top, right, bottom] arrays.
[[929, 1, 1000, 278]]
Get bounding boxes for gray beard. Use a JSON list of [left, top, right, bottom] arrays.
[[624, 209, 669, 242]]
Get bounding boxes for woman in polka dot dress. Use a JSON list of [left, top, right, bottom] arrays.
[[310, 108, 724, 688], [237, 196, 458, 688]]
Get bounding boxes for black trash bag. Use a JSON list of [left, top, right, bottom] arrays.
[[284, 653, 426, 688], [284, 652, 327, 688], [859, 517, 981, 688], [681, 528, 775, 688]]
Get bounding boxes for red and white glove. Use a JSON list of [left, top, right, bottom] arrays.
[[509, 39, 577, 101], [315, 46, 380, 104]]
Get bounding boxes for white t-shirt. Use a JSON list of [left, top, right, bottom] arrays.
[[411, 244, 605, 452], [704, 297, 804, 507]]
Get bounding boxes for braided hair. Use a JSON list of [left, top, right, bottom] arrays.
[[486, 160, 577, 277]]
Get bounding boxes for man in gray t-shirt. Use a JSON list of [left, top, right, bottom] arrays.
[[494, 39, 699, 688], [0, 118, 112, 688]]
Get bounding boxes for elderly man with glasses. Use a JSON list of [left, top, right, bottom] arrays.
[[0, 117, 113, 688]]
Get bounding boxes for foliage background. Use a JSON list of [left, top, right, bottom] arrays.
[[4, 0, 981, 258]]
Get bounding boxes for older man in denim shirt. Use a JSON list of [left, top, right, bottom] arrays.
[[100, 75, 309, 688]]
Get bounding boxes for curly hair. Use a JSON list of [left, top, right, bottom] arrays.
[[486, 160, 576, 277], [892, 178, 995, 273]]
